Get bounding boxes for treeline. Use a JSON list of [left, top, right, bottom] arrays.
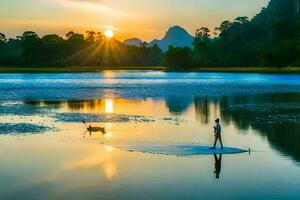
[[1, 0, 299, 69], [165, 0, 300, 69], [0, 31, 163, 67]]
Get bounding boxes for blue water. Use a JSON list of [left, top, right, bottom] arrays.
[[0, 71, 299, 101], [0, 71, 300, 200]]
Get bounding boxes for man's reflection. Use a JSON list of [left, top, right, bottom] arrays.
[[214, 154, 222, 179]]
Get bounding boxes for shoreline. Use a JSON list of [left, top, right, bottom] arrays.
[[0, 66, 299, 74]]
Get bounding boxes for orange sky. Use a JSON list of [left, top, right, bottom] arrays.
[[0, 0, 270, 41]]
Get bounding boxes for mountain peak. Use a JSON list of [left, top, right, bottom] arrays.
[[165, 26, 191, 36], [148, 26, 194, 51], [123, 38, 143, 46]]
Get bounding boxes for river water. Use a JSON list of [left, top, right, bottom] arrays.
[[0, 71, 299, 200]]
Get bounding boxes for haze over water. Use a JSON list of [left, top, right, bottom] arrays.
[[0, 71, 300, 199]]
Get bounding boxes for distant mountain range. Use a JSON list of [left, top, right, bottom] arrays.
[[123, 38, 143, 46], [123, 26, 194, 51]]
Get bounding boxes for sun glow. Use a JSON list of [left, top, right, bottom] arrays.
[[104, 30, 114, 38]]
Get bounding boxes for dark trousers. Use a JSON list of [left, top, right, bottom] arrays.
[[213, 134, 223, 148]]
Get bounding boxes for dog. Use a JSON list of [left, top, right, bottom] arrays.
[[83, 120, 106, 136]]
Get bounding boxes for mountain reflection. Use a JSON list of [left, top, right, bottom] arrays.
[[165, 96, 194, 114]]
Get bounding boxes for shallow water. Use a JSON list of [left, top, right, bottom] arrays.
[[0, 71, 299, 200]]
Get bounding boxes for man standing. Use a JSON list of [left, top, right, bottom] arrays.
[[211, 118, 224, 149]]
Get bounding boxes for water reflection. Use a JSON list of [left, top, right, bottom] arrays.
[[165, 96, 194, 114], [166, 93, 300, 163], [194, 96, 221, 124], [26, 98, 170, 116], [214, 154, 222, 179], [102, 160, 117, 181], [218, 94, 300, 162], [61, 145, 118, 182], [105, 99, 114, 114], [25, 93, 300, 163]]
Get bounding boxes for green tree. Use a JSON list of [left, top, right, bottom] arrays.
[[86, 31, 96, 43], [41, 34, 64, 65], [0, 33, 6, 42], [195, 27, 210, 39], [215, 20, 233, 36], [19, 31, 39, 40], [234, 16, 250, 24], [193, 27, 212, 66], [18, 31, 42, 65], [96, 32, 104, 42], [164, 46, 194, 69], [0, 33, 7, 64], [66, 31, 75, 39]]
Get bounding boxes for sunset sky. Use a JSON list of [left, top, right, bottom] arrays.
[[0, 0, 269, 41]]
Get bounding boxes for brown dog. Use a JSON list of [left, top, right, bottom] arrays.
[[83, 120, 106, 136]]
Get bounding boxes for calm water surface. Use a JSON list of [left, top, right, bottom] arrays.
[[0, 71, 299, 200]]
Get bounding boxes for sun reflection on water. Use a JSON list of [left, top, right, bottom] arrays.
[[105, 145, 115, 152], [105, 131, 113, 138], [105, 99, 114, 113], [60, 145, 118, 181], [102, 160, 117, 181]]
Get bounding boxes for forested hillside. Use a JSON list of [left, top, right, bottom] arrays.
[[165, 0, 300, 69]]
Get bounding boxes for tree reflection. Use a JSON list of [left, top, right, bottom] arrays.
[[164, 93, 300, 163], [25, 93, 300, 163], [194, 96, 210, 124], [193, 93, 300, 162]]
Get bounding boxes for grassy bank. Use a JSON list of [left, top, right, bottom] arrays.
[[0, 66, 299, 73]]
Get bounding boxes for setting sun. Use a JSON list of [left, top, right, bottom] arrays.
[[104, 30, 114, 38]]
